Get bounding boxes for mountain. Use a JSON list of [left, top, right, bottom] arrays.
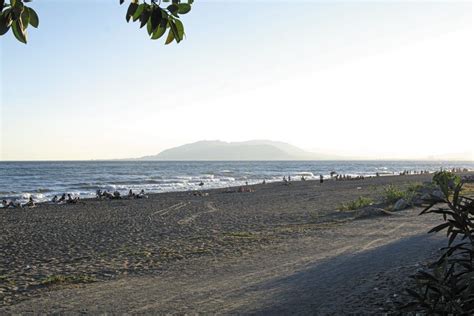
[[139, 140, 337, 161]]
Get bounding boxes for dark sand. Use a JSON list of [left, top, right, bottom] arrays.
[[0, 173, 467, 313]]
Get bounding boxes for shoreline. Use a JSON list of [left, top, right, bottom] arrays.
[[2, 169, 471, 207], [2, 160, 473, 205]]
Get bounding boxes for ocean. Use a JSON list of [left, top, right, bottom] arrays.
[[1, 160, 473, 204]]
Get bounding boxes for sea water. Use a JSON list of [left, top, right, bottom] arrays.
[[0, 161, 473, 204]]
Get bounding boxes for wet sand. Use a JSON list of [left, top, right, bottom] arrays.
[[0, 173, 465, 313]]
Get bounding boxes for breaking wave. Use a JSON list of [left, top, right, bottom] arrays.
[[1, 161, 472, 204]]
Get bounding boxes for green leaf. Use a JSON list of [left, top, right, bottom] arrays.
[[146, 17, 153, 35], [448, 231, 458, 246], [427, 222, 450, 234], [0, 13, 10, 35], [132, 3, 145, 22], [177, 3, 191, 14], [160, 16, 168, 29], [168, 19, 180, 43], [11, 1, 23, 20], [27, 7, 38, 28], [20, 6, 29, 29], [151, 24, 166, 40], [167, 4, 179, 15], [126, 2, 138, 22], [1, 8, 12, 24], [150, 7, 162, 32], [174, 18, 184, 40], [139, 8, 150, 28], [165, 28, 174, 45], [12, 19, 26, 43], [405, 288, 423, 300]]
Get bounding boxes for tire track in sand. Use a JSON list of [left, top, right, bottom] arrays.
[[178, 202, 218, 225], [148, 202, 190, 220]]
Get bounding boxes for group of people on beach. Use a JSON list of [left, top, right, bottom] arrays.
[[1, 196, 36, 209], [96, 189, 148, 200], [1, 188, 150, 209], [278, 168, 453, 184], [335, 174, 365, 181], [399, 170, 431, 176], [50, 193, 81, 204], [450, 168, 470, 173], [1, 199, 20, 208], [397, 168, 467, 176], [3, 193, 82, 209], [282, 174, 325, 185]]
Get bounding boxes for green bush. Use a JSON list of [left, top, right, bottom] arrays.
[[432, 170, 461, 187], [382, 183, 425, 205], [432, 171, 461, 199], [406, 182, 424, 193], [339, 196, 373, 211], [404, 175, 474, 314], [382, 185, 406, 204]]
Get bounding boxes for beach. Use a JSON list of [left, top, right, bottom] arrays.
[[0, 173, 470, 313]]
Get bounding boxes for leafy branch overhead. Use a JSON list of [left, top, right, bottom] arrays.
[[0, 0, 39, 44], [122, 0, 193, 44], [0, 0, 193, 44]]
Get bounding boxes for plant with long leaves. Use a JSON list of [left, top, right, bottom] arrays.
[[404, 172, 474, 314], [0, 0, 193, 44]]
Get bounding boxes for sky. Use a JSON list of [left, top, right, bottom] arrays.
[[0, 0, 472, 161]]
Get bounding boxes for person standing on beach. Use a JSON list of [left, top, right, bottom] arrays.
[[320, 174, 324, 184]]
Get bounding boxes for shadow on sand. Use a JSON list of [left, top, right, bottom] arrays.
[[233, 233, 444, 315]]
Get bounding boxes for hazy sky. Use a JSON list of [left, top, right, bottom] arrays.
[[1, 0, 472, 161]]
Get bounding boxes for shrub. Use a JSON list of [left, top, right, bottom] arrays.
[[382, 185, 406, 204], [404, 172, 474, 314], [406, 182, 424, 193], [339, 196, 373, 211], [432, 170, 461, 189], [382, 183, 427, 206]]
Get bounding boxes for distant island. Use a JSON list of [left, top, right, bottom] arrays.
[[138, 140, 342, 161]]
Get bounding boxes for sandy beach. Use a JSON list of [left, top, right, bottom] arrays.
[[3, 0, 471, 312], [0, 173, 469, 313]]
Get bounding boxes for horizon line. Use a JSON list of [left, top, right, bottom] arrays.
[[1, 159, 473, 163]]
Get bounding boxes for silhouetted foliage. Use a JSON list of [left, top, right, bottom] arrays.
[[405, 172, 474, 314], [0, 0, 193, 44]]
